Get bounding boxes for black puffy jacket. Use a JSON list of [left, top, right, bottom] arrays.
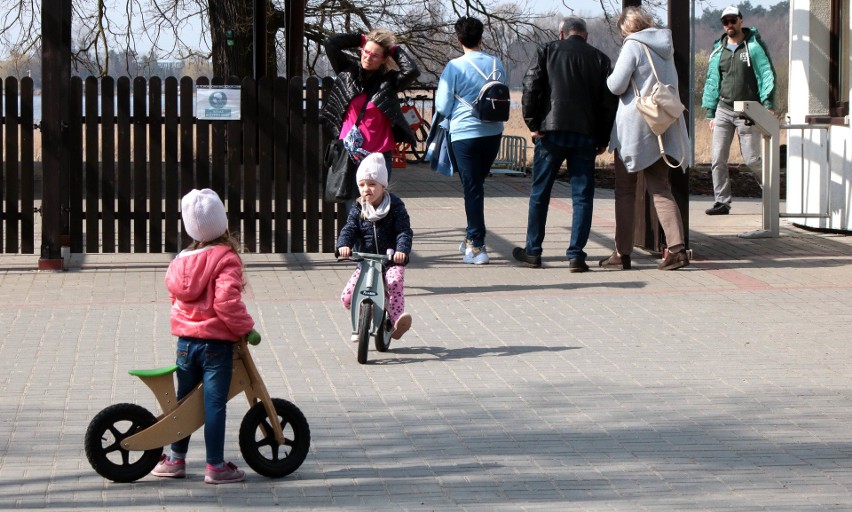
[[320, 33, 421, 146], [336, 194, 413, 255], [521, 35, 618, 148]]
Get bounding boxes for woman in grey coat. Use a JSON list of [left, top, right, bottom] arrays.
[[601, 7, 691, 271]]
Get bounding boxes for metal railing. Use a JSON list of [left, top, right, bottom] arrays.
[[732, 103, 835, 238], [779, 123, 832, 221], [733, 101, 781, 238]]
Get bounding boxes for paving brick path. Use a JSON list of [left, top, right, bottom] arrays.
[[1, 164, 851, 510]]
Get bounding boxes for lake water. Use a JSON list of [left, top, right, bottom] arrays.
[[5, 95, 184, 122]]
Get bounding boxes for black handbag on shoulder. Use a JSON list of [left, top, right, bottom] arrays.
[[323, 140, 352, 203]]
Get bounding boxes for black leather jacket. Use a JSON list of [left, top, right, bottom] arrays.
[[320, 33, 421, 146], [522, 35, 617, 148]]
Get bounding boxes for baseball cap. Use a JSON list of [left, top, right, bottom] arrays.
[[720, 6, 742, 19]]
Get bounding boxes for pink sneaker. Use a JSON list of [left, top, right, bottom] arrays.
[[151, 454, 186, 478], [204, 461, 245, 484]]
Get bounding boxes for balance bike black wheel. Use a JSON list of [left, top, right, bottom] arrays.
[[84, 403, 162, 482], [374, 310, 392, 353], [357, 302, 372, 364], [239, 398, 311, 478]]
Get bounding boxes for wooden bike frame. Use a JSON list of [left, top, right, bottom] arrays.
[[121, 341, 285, 451]]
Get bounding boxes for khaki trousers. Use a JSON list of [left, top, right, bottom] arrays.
[[613, 155, 685, 256]]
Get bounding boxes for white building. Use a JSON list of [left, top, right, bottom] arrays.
[[786, 0, 850, 231]]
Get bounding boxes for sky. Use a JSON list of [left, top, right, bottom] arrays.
[[536, 0, 786, 17], [0, 0, 789, 61]]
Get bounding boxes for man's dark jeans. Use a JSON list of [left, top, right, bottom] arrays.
[[525, 138, 596, 261], [448, 134, 502, 248]]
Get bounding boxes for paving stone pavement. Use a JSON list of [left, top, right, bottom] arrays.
[[1, 164, 852, 511]]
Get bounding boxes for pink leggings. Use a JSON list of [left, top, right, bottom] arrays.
[[340, 265, 406, 324]]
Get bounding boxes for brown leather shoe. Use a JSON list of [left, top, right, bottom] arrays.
[[658, 250, 689, 270], [598, 252, 631, 270]]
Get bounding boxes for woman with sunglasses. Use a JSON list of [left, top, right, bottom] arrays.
[[320, 29, 421, 205]]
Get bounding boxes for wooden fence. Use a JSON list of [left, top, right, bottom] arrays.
[[0, 74, 344, 255]]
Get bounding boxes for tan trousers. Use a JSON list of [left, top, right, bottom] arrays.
[[613, 155, 685, 256]]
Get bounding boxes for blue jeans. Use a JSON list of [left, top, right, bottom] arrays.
[[170, 337, 234, 466], [448, 134, 502, 247], [525, 139, 596, 260]]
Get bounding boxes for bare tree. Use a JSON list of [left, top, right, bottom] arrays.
[[0, 0, 561, 79], [0, 0, 720, 80]]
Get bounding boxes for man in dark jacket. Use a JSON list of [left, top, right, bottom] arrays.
[[513, 16, 617, 271]]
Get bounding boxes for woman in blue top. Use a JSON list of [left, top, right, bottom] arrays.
[[435, 16, 505, 265]]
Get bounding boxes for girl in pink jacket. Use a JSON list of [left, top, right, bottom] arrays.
[[151, 188, 256, 484]]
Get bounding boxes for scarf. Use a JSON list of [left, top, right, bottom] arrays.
[[361, 192, 391, 222]]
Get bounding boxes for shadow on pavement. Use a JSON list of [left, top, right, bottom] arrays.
[[370, 345, 582, 365]]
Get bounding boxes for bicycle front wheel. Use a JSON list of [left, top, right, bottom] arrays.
[[406, 120, 431, 163], [357, 302, 372, 364], [239, 398, 311, 478]]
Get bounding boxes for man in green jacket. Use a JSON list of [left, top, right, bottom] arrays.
[[702, 5, 776, 216]]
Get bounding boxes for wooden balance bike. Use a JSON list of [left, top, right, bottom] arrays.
[[84, 334, 310, 482]]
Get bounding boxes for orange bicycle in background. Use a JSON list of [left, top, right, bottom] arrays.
[[399, 95, 432, 163]]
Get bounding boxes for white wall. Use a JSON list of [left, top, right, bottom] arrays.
[[787, 0, 852, 231]]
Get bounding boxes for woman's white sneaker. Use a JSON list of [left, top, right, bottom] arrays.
[[460, 241, 489, 265]]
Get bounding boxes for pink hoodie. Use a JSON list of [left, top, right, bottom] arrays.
[[166, 245, 254, 342]]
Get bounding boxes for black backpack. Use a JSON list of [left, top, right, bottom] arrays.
[[455, 57, 510, 122]]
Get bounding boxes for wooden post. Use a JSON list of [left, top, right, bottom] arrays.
[[39, 0, 71, 270], [622, 0, 691, 253], [285, 0, 305, 79], [669, 0, 691, 249], [254, 0, 268, 78]]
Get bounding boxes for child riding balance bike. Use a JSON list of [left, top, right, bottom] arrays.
[[337, 153, 413, 363], [84, 189, 310, 483]]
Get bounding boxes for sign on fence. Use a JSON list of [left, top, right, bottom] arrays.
[[196, 85, 242, 120]]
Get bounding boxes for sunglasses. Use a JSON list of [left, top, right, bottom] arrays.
[[722, 17, 739, 26], [361, 48, 385, 61]]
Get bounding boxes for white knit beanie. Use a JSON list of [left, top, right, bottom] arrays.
[[355, 153, 388, 187], [181, 188, 228, 242]]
